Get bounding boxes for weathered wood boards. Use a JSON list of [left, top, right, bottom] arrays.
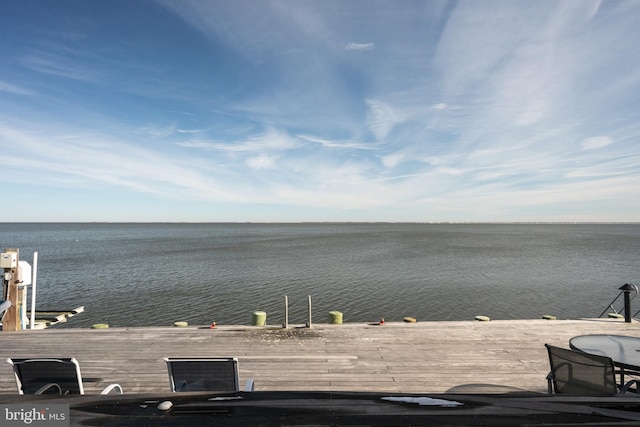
[[0, 318, 636, 395]]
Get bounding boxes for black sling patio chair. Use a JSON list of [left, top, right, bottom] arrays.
[[164, 357, 254, 392], [6, 357, 123, 395], [545, 344, 639, 395]]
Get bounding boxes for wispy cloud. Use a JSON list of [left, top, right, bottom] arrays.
[[177, 128, 299, 153], [137, 124, 177, 138], [366, 99, 398, 141], [297, 134, 377, 151], [20, 52, 104, 83], [582, 136, 613, 150], [0, 0, 638, 221], [245, 153, 276, 170], [0, 80, 33, 96], [344, 42, 374, 51], [0, 122, 242, 202]]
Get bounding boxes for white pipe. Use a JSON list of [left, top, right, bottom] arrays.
[[30, 252, 38, 330]]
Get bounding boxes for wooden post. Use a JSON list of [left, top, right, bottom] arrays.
[[1, 248, 20, 331], [283, 295, 289, 329]]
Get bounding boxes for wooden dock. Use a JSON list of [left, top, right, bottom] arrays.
[[0, 318, 638, 395]]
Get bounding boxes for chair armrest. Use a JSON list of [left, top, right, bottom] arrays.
[[546, 372, 553, 394], [244, 379, 254, 392], [100, 384, 123, 394], [35, 383, 63, 394], [0, 300, 11, 315], [620, 380, 640, 394]]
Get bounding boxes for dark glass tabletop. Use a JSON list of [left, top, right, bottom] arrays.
[[570, 334, 640, 370]]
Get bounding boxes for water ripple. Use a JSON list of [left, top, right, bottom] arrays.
[[1, 223, 638, 327]]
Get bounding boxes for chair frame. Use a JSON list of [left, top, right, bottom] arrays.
[[164, 357, 253, 393], [545, 344, 638, 395], [6, 357, 122, 395]]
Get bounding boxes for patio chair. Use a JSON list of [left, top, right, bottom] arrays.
[[6, 357, 123, 395], [0, 300, 11, 315], [164, 357, 254, 392], [545, 344, 638, 395]]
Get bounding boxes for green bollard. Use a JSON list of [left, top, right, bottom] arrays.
[[252, 311, 267, 326], [329, 311, 343, 324]]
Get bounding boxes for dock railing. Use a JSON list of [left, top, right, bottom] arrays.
[[599, 283, 638, 322]]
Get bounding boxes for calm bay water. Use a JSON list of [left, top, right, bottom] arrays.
[[1, 223, 639, 327]]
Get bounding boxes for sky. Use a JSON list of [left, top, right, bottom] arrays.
[[1, 0, 639, 223]]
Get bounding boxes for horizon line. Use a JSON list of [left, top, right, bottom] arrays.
[[1, 221, 639, 225]]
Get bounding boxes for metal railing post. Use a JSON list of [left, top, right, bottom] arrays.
[[620, 284, 635, 323]]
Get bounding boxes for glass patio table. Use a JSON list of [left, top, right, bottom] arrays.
[[570, 334, 640, 385]]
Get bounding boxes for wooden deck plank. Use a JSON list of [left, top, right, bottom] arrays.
[[0, 318, 638, 395]]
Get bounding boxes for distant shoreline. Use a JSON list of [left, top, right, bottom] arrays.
[[1, 221, 639, 225]]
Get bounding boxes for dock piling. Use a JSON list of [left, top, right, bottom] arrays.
[[284, 296, 289, 329], [1, 248, 20, 332]]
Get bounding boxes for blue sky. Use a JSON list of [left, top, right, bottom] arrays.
[[1, 0, 639, 222]]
